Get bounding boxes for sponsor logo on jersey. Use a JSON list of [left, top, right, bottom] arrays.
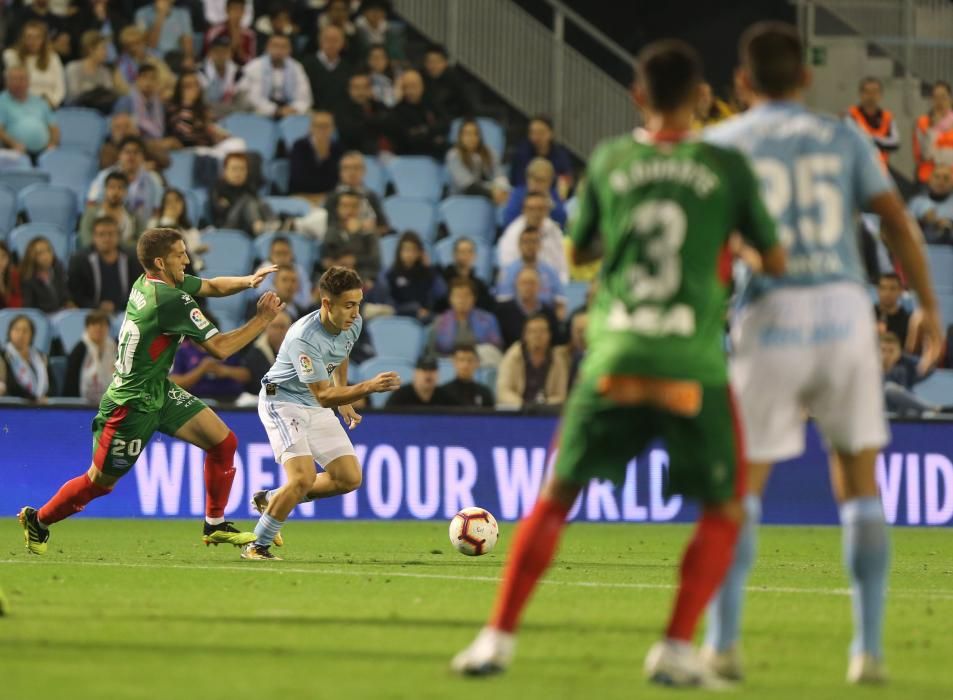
[[299, 354, 315, 375], [190, 308, 210, 330], [129, 288, 147, 310], [326, 362, 337, 376], [167, 386, 195, 406], [181, 294, 194, 305]]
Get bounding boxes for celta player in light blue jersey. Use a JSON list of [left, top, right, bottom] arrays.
[[245, 266, 401, 560], [702, 22, 942, 685]]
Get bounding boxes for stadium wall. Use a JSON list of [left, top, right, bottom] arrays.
[[3, 408, 952, 527]]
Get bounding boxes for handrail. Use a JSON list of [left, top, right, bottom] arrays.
[[540, 0, 635, 66]]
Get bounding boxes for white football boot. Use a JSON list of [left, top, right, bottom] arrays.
[[701, 644, 744, 681], [847, 654, 888, 684], [451, 627, 516, 676], [644, 639, 732, 689]]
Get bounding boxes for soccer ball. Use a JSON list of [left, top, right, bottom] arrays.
[[449, 507, 499, 556]]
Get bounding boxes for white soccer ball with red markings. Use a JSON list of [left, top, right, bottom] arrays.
[[449, 507, 499, 556]]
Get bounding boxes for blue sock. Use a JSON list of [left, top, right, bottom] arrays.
[[705, 493, 761, 652], [840, 497, 889, 660], [254, 513, 283, 547]]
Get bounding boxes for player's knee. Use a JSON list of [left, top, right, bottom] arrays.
[[210, 430, 238, 461], [334, 469, 362, 493], [287, 471, 313, 498]]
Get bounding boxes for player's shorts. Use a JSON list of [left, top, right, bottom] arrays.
[[258, 397, 356, 466], [91, 380, 207, 476], [730, 281, 889, 463], [554, 375, 744, 504]]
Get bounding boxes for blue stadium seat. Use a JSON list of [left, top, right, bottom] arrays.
[[927, 244, 953, 293], [221, 113, 278, 160], [363, 156, 388, 197], [358, 356, 415, 407], [378, 234, 399, 270], [366, 316, 425, 363], [383, 196, 437, 242], [265, 158, 290, 194], [51, 309, 91, 353], [54, 108, 108, 156], [0, 184, 17, 238], [437, 356, 455, 384], [476, 365, 497, 391], [265, 196, 312, 218], [36, 149, 96, 206], [205, 292, 249, 332], [938, 293, 953, 330], [449, 117, 506, 159], [432, 236, 493, 283], [439, 196, 495, 243], [20, 184, 78, 233], [386, 157, 443, 201], [0, 308, 53, 353], [0, 169, 50, 194], [0, 152, 32, 169], [49, 355, 67, 394], [110, 313, 125, 338], [914, 369, 953, 406], [278, 114, 311, 150], [202, 229, 254, 276], [165, 149, 196, 191], [184, 188, 206, 225], [565, 281, 590, 314], [9, 223, 70, 263], [253, 231, 317, 274]]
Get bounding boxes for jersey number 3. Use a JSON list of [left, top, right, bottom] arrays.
[[629, 200, 687, 302]]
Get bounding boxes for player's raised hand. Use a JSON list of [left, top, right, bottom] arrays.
[[255, 291, 285, 321], [247, 264, 280, 289], [367, 371, 402, 393], [338, 404, 362, 430], [917, 306, 944, 375]]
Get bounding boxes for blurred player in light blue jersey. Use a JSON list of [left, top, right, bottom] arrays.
[[245, 267, 401, 560], [702, 22, 942, 685]]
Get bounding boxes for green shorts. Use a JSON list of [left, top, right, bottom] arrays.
[[91, 380, 207, 476], [554, 377, 744, 504]]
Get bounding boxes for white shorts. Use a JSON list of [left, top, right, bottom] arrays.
[[258, 397, 356, 466], [730, 282, 889, 463]]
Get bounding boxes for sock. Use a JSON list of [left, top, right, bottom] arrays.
[[204, 431, 238, 519], [666, 512, 741, 642], [254, 513, 283, 547], [704, 493, 761, 652], [37, 474, 112, 526], [840, 496, 889, 659], [489, 497, 571, 633], [205, 516, 225, 526]]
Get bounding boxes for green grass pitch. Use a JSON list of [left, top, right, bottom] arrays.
[[1, 519, 951, 699]]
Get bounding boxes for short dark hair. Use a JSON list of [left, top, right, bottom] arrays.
[[137, 227, 184, 271], [104, 171, 129, 188], [85, 310, 111, 327], [740, 21, 803, 98], [426, 43, 448, 58], [223, 152, 248, 168], [449, 276, 476, 296], [879, 272, 902, 285], [453, 236, 475, 252], [859, 76, 882, 92], [635, 39, 702, 111], [118, 135, 145, 154], [92, 215, 119, 234], [226, 0, 244, 7], [275, 263, 297, 276], [270, 235, 291, 250], [136, 63, 158, 79], [318, 266, 363, 297], [529, 114, 554, 130], [453, 343, 477, 357]]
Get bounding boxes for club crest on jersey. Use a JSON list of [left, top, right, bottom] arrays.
[[181, 293, 194, 305], [190, 307, 210, 330], [299, 354, 315, 375]]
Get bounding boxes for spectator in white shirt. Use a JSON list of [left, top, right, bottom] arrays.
[[497, 191, 568, 283], [238, 33, 312, 118], [3, 21, 65, 108], [203, 0, 252, 28]]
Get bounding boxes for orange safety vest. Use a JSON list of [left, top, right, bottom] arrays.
[[913, 112, 953, 183], [848, 105, 893, 165]]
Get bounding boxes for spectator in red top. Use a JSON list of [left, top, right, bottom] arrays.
[[914, 80, 953, 184], [846, 77, 899, 167], [205, 0, 256, 64], [0, 242, 23, 309]]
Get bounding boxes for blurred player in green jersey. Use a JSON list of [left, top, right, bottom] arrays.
[[18, 228, 285, 554], [452, 40, 786, 686]]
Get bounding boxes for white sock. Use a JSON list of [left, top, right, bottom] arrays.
[[205, 516, 225, 526]]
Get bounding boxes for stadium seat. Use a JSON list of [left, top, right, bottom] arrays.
[[0, 308, 53, 353], [110, 313, 125, 338], [20, 184, 79, 233], [265, 158, 290, 194], [363, 156, 388, 197], [387, 157, 443, 201], [202, 229, 254, 276], [278, 114, 311, 150], [383, 196, 438, 242], [205, 292, 249, 332], [358, 356, 415, 407], [9, 223, 70, 262], [914, 369, 953, 406], [36, 149, 96, 206], [439, 196, 496, 243], [437, 356, 455, 384], [184, 189, 206, 225], [49, 355, 67, 394], [221, 113, 278, 160], [54, 108, 108, 156], [476, 365, 497, 391], [0, 184, 17, 238], [449, 117, 506, 159], [378, 234, 400, 270], [0, 151, 32, 169], [565, 281, 590, 314], [253, 231, 317, 274], [165, 149, 196, 191], [366, 316, 425, 363], [52, 309, 91, 353], [0, 169, 50, 194], [432, 236, 493, 283], [265, 196, 312, 218], [927, 244, 953, 293]]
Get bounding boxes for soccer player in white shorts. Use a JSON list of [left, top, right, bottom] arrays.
[[244, 267, 401, 560], [702, 22, 942, 684]]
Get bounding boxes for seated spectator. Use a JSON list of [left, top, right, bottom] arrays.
[[63, 310, 117, 403], [428, 277, 502, 361], [0, 313, 52, 401], [335, 71, 388, 154], [321, 189, 381, 282], [874, 271, 912, 347], [366, 43, 401, 107], [382, 231, 446, 322], [3, 21, 65, 108], [99, 112, 170, 171], [79, 173, 142, 249], [845, 77, 898, 167], [302, 24, 354, 114], [496, 266, 563, 349], [881, 331, 935, 416], [496, 313, 569, 409], [0, 66, 60, 156], [204, 0, 256, 64], [316, 0, 364, 61], [211, 152, 277, 235], [498, 191, 569, 283], [148, 188, 207, 270], [245, 263, 306, 320], [257, 235, 311, 308], [438, 237, 494, 312], [509, 115, 573, 195], [170, 337, 250, 402], [423, 44, 472, 120], [914, 80, 953, 185], [5, 0, 66, 49], [289, 110, 344, 201], [386, 355, 457, 407], [0, 242, 23, 309], [693, 82, 734, 128], [88, 136, 165, 224], [324, 151, 389, 233], [388, 69, 449, 158], [242, 310, 291, 393], [497, 227, 566, 310], [441, 343, 494, 407], [68, 216, 142, 311], [252, 1, 297, 48], [135, 0, 194, 62], [20, 236, 69, 312], [115, 25, 176, 98], [501, 157, 567, 228], [201, 34, 246, 118], [446, 117, 509, 202], [65, 30, 118, 113], [203, 0, 253, 28], [72, 0, 126, 66], [567, 310, 587, 388], [355, 0, 405, 61], [165, 70, 244, 155], [908, 165, 953, 243], [239, 33, 312, 118], [113, 64, 168, 142]]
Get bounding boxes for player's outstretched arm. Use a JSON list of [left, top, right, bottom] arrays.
[[198, 264, 280, 297], [201, 292, 285, 360], [308, 372, 402, 409]]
